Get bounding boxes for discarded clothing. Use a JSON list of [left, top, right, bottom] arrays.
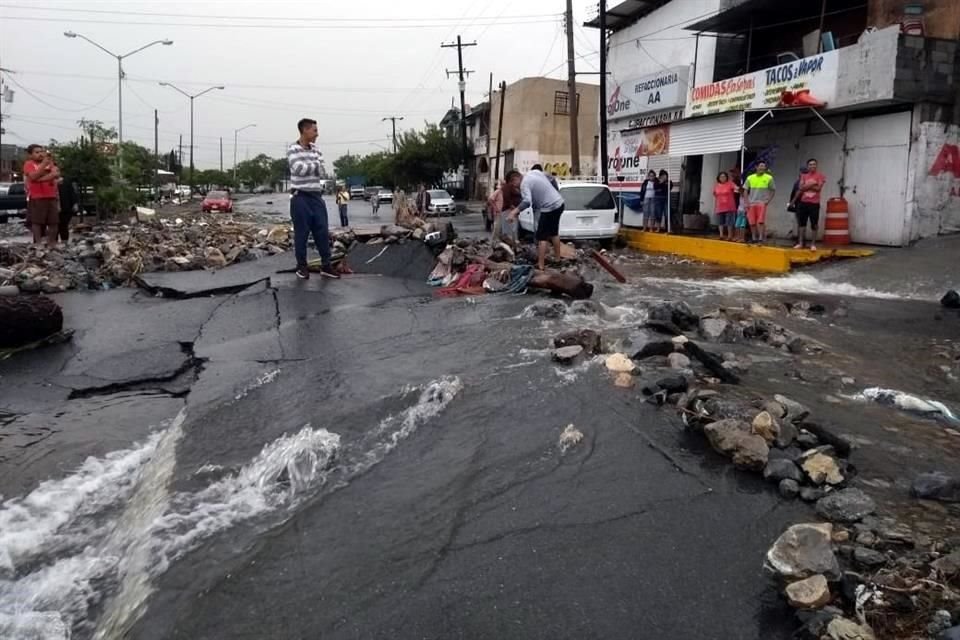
[[483, 265, 534, 294], [437, 264, 487, 297]]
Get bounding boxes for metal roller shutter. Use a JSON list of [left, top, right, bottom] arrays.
[[668, 111, 745, 157]]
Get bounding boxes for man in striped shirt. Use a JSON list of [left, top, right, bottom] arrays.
[[287, 118, 339, 280]]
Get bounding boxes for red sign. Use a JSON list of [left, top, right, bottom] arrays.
[[929, 143, 960, 178]]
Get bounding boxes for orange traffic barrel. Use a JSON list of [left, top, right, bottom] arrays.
[[824, 197, 850, 245]]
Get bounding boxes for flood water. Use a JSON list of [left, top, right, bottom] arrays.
[[1, 232, 958, 639]]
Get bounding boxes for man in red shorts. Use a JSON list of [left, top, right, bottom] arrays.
[[23, 145, 61, 246], [743, 161, 776, 243]]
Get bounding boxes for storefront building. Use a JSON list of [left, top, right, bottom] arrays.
[[592, 0, 960, 245]]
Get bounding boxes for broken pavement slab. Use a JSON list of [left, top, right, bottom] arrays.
[[136, 252, 289, 297]]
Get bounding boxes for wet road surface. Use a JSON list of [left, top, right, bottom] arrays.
[[1, 228, 958, 639]]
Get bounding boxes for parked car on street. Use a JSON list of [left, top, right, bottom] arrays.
[[201, 190, 234, 213], [376, 188, 394, 204], [0, 183, 28, 224], [518, 182, 619, 242], [349, 185, 365, 199], [426, 189, 454, 215], [364, 185, 383, 201]]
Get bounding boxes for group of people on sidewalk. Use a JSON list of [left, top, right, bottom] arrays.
[[712, 158, 826, 249], [21, 144, 79, 247]]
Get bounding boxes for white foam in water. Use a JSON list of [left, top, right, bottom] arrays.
[[849, 387, 959, 424], [641, 273, 921, 301], [0, 376, 463, 640], [233, 368, 281, 401]]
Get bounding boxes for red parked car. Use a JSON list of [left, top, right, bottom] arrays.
[[201, 190, 233, 213]]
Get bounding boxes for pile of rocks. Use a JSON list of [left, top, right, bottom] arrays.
[[765, 506, 960, 639], [0, 218, 293, 293]]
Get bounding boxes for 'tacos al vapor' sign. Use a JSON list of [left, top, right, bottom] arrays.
[[606, 67, 689, 121], [685, 50, 839, 118]]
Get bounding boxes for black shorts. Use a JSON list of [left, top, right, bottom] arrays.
[[795, 202, 820, 229], [535, 205, 564, 241]]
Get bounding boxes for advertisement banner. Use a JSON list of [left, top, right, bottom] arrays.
[[607, 67, 689, 121], [607, 125, 670, 180], [685, 50, 839, 118]]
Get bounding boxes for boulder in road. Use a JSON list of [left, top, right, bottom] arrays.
[[605, 353, 636, 373], [911, 471, 960, 503], [801, 452, 844, 486], [552, 345, 585, 365], [852, 546, 887, 568], [775, 394, 810, 423], [825, 617, 876, 640], [766, 522, 841, 580], [525, 299, 568, 319], [699, 317, 736, 342], [554, 329, 602, 355], [704, 419, 769, 471], [764, 459, 803, 484], [785, 574, 831, 609], [656, 375, 689, 394], [941, 290, 960, 309], [779, 478, 800, 499], [816, 488, 876, 524], [751, 410, 780, 445], [667, 352, 691, 370], [648, 300, 699, 331]]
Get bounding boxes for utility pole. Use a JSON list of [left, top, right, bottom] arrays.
[[178, 134, 183, 176], [599, 0, 609, 184], [442, 35, 476, 199], [154, 109, 159, 202], [381, 116, 404, 153], [565, 0, 581, 176], [493, 81, 506, 184], [487, 72, 493, 194], [219, 136, 223, 172]]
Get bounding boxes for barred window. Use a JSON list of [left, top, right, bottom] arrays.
[[554, 91, 580, 115]]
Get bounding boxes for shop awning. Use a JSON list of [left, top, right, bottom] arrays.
[[667, 111, 745, 157]]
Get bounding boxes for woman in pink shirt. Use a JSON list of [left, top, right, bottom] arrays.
[[713, 171, 737, 240]]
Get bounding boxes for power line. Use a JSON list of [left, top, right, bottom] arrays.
[[2, 73, 116, 113], [0, 14, 559, 30], [537, 22, 564, 76], [0, 4, 558, 24]]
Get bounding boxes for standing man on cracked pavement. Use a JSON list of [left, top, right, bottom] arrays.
[[505, 167, 565, 272], [287, 118, 339, 280]]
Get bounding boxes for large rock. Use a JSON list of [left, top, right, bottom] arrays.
[[699, 317, 737, 342], [752, 411, 780, 445], [204, 247, 227, 268], [853, 546, 886, 568], [605, 353, 636, 373], [802, 452, 844, 486], [941, 290, 960, 309], [648, 300, 699, 331], [816, 488, 876, 523], [785, 574, 831, 609], [932, 550, 960, 576], [525, 299, 568, 319], [667, 352, 691, 370], [704, 419, 769, 471], [774, 394, 810, 423], [911, 471, 960, 503], [554, 329, 602, 355], [775, 421, 799, 448], [826, 617, 876, 640], [656, 375, 689, 394], [552, 345, 584, 365], [764, 459, 804, 484], [766, 522, 841, 580], [779, 478, 800, 499]]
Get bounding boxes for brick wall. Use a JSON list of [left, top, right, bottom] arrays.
[[894, 35, 960, 107]]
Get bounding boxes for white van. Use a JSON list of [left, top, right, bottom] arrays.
[[518, 182, 620, 240]]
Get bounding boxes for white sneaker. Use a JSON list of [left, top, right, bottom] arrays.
[[809, 244, 817, 251]]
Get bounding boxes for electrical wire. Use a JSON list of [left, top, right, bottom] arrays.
[[0, 4, 558, 24], [2, 73, 116, 113], [537, 23, 564, 77], [1, 15, 560, 30]]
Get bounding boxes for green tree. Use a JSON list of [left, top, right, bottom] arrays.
[[194, 169, 234, 189], [269, 157, 288, 184], [118, 141, 158, 187], [235, 153, 273, 187], [333, 153, 362, 180]]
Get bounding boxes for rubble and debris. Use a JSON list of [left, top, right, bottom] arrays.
[[801, 452, 844, 486], [766, 523, 841, 580], [703, 419, 769, 470], [911, 471, 960, 503], [558, 424, 584, 452], [751, 410, 780, 444], [552, 345, 585, 365], [553, 329, 602, 355], [826, 617, 876, 640], [763, 459, 804, 484], [941, 290, 960, 309], [0, 293, 63, 348], [786, 574, 832, 609], [605, 353, 636, 373], [815, 489, 876, 524]]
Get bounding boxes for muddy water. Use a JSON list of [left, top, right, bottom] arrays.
[[1, 242, 957, 639]]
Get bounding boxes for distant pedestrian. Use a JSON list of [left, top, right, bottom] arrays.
[[792, 158, 826, 251], [23, 145, 61, 246], [336, 185, 350, 227], [713, 171, 737, 240], [744, 161, 775, 243], [287, 118, 339, 280], [57, 172, 79, 243], [505, 167, 565, 271], [415, 183, 431, 216], [370, 191, 380, 217], [639, 170, 659, 232]]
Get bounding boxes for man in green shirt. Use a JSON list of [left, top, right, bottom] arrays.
[[744, 161, 775, 243]]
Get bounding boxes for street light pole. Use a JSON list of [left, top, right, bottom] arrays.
[[233, 123, 256, 184], [159, 82, 224, 189], [63, 32, 173, 163]]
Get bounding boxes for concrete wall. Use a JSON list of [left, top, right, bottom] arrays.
[[489, 77, 599, 182], [907, 117, 960, 240], [833, 26, 899, 109], [607, 0, 721, 90], [894, 35, 960, 107]]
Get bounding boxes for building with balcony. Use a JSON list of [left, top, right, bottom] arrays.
[[591, 0, 960, 245]]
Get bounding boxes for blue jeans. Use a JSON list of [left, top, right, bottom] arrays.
[[290, 191, 332, 268], [338, 203, 349, 227]]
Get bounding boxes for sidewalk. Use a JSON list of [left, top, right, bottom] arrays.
[[620, 228, 874, 273]]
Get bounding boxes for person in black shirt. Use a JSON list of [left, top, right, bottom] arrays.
[[57, 175, 79, 242]]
